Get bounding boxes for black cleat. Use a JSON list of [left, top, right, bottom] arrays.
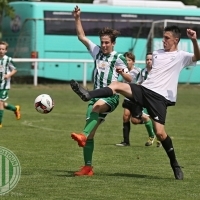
[[171, 161, 184, 180], [70, 80, 91, 102]]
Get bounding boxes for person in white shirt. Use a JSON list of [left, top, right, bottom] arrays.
[[70, 26, 200, 180]]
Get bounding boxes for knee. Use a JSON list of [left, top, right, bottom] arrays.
[[131, 117, 141, 125], [155, 130, 167, 141], [123, 114, 130, 122]]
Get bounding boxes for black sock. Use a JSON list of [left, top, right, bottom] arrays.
[[123, 122, 130, 144], [89, 87, 113, 98], [161, 135, 177, 164]]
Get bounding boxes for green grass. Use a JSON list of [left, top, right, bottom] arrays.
[[1, 84, 200, 200]]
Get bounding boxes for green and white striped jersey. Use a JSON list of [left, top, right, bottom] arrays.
[[0, 55, 16, 89], [137, 68, 149, 84], [88, 40, 128, 89]]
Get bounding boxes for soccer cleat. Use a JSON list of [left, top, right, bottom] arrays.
[[74, 166, 94, 176], [145, 136, 155, 146], [0, 124, 2, 128], [70, 80, 91, 102], [14, 105, 21, 120], [71, 132, 87, 147], [115, 142, 130, 147], [156, 140, 162, 147], [171, 161, 184, 180]]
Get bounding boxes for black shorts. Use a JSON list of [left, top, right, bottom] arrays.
[[129, 84, 175, 125], [122, 99, 143, 119]]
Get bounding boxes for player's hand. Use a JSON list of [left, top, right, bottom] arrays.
[[3, 74, 10, 79], [72, 5, 81, 19], [115, 66, 123, 74], [187, 29, 197, 40]]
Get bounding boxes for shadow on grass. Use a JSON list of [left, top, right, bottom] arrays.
[[52, 169, 172, 180]]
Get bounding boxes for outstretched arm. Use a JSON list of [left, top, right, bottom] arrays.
[[187, 29, 200, 62], [73, 6, 90, 49]]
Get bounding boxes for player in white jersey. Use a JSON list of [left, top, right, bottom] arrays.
[[70, 6, 131, 176], [70, 26, 200, 180], [116, 52, 159, 147], [0, 41, 21, 127]]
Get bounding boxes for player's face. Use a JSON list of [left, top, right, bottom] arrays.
[[100, 35, 115, 55], [0, 44, 7, 58], [162, 31, 179, 51], [126, 56, 134, 70], [146, 54, 152, 69]]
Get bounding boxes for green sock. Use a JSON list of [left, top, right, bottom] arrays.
[[83, 139, 94, 166], [83, 112, 99, 136], [0, 110, 4, 124], [4, 104, 16, 111], [145, 120, 155, 138]]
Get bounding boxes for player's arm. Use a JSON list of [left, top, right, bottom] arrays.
[[186, 29, 200, 62], [73, 6, 90, 49], [4, 60, 17, 79], [115, 55, 132, 82], [116, 67, 132, 82]]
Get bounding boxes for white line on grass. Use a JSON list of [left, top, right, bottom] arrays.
[[21, 120, 64, 132]]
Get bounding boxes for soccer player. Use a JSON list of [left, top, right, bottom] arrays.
[[70, 6, 131, 176], [70, 26, 200, 180], [0, 41, 21, 127], [116, 52, 159, 147]]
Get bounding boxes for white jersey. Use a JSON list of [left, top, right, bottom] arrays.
[[141, 49, 196, 102], [0, 55, 16, 89], [123, 66, 141, 84], [88, 40, 128, 89]]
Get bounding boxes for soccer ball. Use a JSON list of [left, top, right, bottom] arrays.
[[34, 94, 54, 114]]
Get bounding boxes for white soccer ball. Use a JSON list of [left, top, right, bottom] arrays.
[[34, 94, 54, 114]]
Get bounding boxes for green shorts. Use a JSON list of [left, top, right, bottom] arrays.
[[0, 89, 9, 101], [86, 94, 119, 121]]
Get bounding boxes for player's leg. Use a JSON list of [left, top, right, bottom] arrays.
[[4, 102, 21, 120], [116, 100, 131, 146], [153, 121, 183, 180], [0, 89, 10, 127], [74, 96, 119, 176], [70, 80, 133, 101], [0, 100, 4, 127], [71, 95, 119, 146], [141, 110, 156, 146], [74, 120, 102, 176]]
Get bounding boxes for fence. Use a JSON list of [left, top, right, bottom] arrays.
[[12, 58, 146, 86]]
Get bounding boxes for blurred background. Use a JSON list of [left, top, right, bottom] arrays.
[[1, 0, 200, 85]]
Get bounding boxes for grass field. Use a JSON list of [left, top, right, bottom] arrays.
[[1, 83, 200, 200]]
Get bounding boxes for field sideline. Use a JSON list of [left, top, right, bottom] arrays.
[[1, 84, 200, 200]]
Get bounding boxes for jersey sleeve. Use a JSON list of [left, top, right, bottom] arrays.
[[115, 54, 128, 70], [88, 40, 101, 60], [8, 58, 17, 71], [181, 51, 196, 68]]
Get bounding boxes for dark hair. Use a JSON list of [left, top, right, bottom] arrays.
[[146, 52, 152, 57], [164, 25, 181, 42], [98, 27, 120, 43], [123, 52, 135, 62]]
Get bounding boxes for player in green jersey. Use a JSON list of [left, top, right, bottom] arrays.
[[70, 6, 131, 176], [0, 41, 21, 127]]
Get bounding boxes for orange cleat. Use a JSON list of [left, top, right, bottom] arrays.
[[74, 166, 94, 176], [71, 133, 87, 147], [14, 105, 21, 120]]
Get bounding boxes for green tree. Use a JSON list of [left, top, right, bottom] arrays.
[[0, 0, 15, 39]]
